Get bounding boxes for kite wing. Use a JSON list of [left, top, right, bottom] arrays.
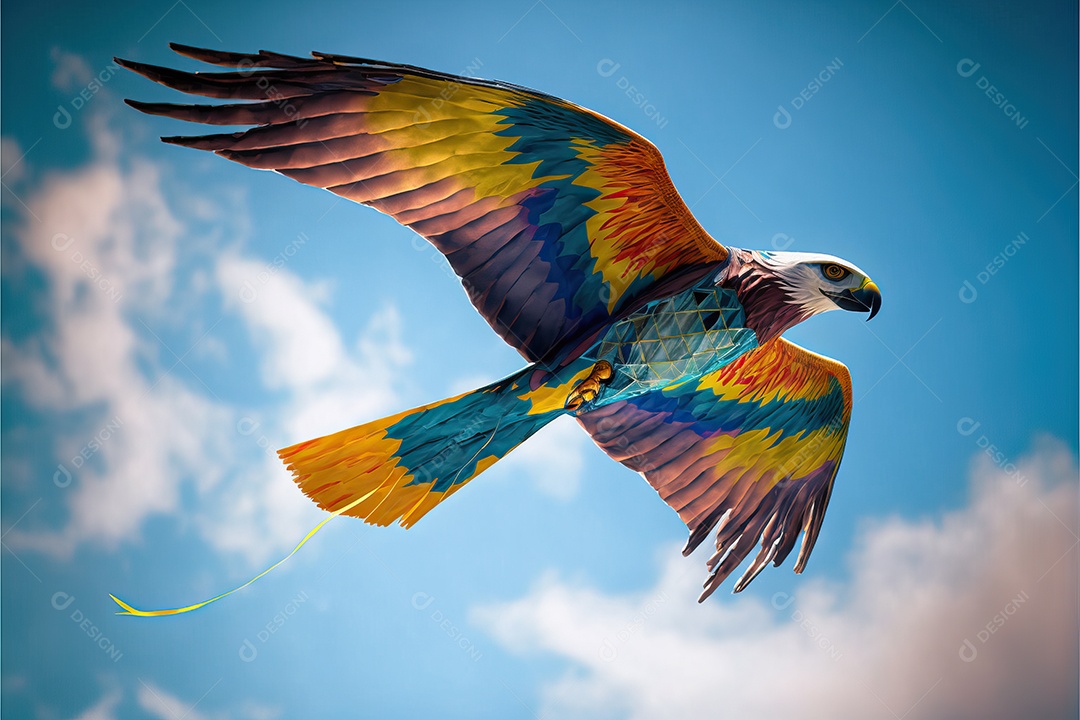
[[119, 45, 726, 364], [578, 338, 852, 600]]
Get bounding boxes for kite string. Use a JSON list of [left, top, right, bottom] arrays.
[[109, 487, 379, 617]]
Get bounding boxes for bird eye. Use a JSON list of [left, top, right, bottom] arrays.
[[822, 264, 849, 281]]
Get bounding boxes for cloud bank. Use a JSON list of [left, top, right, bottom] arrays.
[[1, 111, 409, 563]]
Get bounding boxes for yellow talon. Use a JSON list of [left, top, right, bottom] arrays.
[[565, 360, 614, 411]]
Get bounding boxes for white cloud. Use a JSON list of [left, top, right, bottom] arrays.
[[216, 253, 408, 440], [62, 679, 277, 720], [234, 701, 283, 720], [2, 104, 409, 563], [2, 119, 226, 556], [2, 136, 27, 184], [50, 47, 94, 91], [501, 415, 587, 501], [472, 438, 1079, 720], [70, 688, 122, 720], [136, 681, 206, 720]]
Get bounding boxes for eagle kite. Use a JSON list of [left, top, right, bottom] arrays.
[[117, 45, 880, 605]]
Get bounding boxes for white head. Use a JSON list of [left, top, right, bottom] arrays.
[[717, 249, 881, 341]]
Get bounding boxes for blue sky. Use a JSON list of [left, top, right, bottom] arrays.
[[2, 1, 1077, 718]]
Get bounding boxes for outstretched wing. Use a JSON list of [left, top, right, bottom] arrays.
[[119, 44, 726, 364], [578, 338, 852, 601]]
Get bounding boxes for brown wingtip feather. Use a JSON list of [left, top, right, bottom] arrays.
[[697, 582, 722, 603], [168, 42, 222, 61], [124, 98, 165, 115], [159, 135, 191, 146], [114, 57, 193, 87], [114, 57, 155, 75], [160, 132, 245, 150]]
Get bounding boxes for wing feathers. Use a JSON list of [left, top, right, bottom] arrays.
[[121, 45, 726, 363], [578, 338, 852, 598]]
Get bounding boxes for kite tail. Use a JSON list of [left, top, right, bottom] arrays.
[[110, 361, 596, 617], [279, 361, 591, 528]]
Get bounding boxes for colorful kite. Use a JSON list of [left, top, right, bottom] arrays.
[[113, 45, 881, 613]]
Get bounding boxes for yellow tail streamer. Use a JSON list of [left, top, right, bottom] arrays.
[[109, 488, 379, 617]]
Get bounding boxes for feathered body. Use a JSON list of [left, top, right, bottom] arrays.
[[119, 45, 882, 603]]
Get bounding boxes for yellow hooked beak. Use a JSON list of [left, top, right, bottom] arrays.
[[823, 278, 882, 320]]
